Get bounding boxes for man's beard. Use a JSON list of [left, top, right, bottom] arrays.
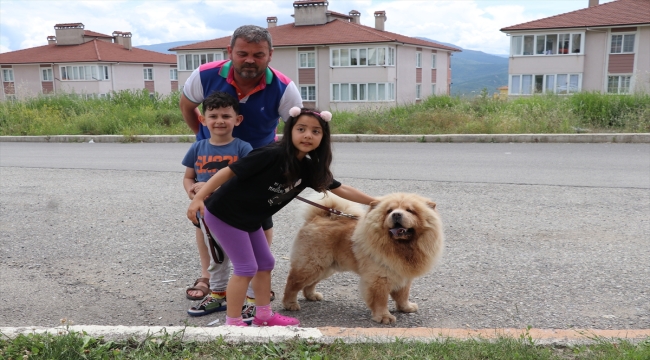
[[237, 65, 261, 79]]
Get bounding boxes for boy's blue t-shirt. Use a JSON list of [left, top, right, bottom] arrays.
[[182, 138, 253, 182]]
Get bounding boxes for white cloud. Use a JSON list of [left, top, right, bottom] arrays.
[[0, 0, 620, 54]]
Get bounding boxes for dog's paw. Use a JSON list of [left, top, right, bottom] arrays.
[[283, 301, 301, 311], [372, 313, 396, 324], [304, 291, 323, 301], [397, 302, 418, 313]]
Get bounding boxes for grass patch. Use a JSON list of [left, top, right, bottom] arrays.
[[1, 90, 648, 136], [1, 327, 649, 359]]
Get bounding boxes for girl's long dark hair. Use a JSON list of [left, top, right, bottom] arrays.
[[277, 108, 333, 192]]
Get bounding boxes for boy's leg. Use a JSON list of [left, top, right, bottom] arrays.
[[186, 227, 210, 299], [187, 221, 229, 316]]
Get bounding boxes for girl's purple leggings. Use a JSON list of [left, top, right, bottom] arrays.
[[203, 209, 275, 277]]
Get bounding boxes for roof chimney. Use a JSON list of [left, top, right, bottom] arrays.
[[374, 11, 387, 31], [267, 16, 278, 28], [588, 0, 599, 7], [47, 36, 56, 45], [54, 23, 84, 45], [113, 31, 132, 50], [349, 10, 360, 24], [293, 0, 328, 26]]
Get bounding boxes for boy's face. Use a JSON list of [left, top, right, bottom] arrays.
[[199, 106, 243, 138]]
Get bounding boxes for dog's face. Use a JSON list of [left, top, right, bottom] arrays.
[[370, 194, 437, 241]]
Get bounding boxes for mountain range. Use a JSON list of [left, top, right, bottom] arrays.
[[139, 39, 509, 96]]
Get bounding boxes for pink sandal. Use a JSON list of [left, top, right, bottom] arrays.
[[252, 313, 300, 327]]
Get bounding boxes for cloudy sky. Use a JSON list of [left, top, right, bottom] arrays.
[[0, 0, 616, 55]]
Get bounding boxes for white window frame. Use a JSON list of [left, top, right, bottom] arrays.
[[510, 73, 582, 95], [299, 52, 316, 68], [169, 68, 178, 81], [330, 82, 395, 102], [300, 85, 316, 101], [607, 75, 632, 94], [431, 54, 437, 69], [177, 52, 225, 71], [60, 64, 110, 81], [511, 32, 583, 56], [431, 83, 436, 95], [143, 68, 154, 81], [41, 68, 53, 81], [2, 68, 15, 82], [415, 84, 421, 99], [330, 46, 394, 67], [610, 33, 636, 54], [416, 52, 422, 68]]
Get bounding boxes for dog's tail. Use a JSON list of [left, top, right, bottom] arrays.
[[300, 192, 364, 223]]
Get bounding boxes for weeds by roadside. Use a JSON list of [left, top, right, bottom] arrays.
[[1, 326, 648, 359], [1, 90, 648, 137]]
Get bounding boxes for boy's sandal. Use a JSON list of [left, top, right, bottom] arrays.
[[185, 277, 210, 300]]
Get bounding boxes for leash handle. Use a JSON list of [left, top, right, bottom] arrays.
[[296, 196, 359, 219]]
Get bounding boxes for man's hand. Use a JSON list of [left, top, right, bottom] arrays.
[[189, 182, 206, 200]]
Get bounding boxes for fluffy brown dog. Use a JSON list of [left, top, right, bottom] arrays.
[[282, 192, 444, 324]]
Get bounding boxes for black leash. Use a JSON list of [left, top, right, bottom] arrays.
[[295, 196, 359, 220]]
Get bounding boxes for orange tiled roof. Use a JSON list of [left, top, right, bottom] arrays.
[[0, 39, 176, 64], [170, 19, 460, 52], [501, 0, 650, 31], [84, 30, 113, 38]]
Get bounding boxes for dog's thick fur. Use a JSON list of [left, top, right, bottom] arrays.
[[282, 193, 444, 324]]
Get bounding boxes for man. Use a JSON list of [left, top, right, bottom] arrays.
[[179, 25, 303, 320]]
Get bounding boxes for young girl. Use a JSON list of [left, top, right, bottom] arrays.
[[187, 107, 376, 327]]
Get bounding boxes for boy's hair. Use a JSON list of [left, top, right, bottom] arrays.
[[202, 91, 240, 115], [230, 25, 273, 50], [278, 108, 333, 192]]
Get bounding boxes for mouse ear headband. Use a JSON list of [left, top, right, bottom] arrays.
[[289, 106, 332, 122]]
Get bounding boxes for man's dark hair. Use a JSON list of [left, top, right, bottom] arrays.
[[201, 91, 240, 115], [230, 25, 273, 50]]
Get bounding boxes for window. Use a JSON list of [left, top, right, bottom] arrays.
[[511, 32, 583, 56], [331, 82, 395, 102], [300, 85, 316, 101], [431, 54, 437, 69], [610, 34, 635, 53], [169, 69, 178, 80], [299, 52, 315, 68], [41, 68, 53, 81], [2, 69, 14, 82], [178, 52, 225, 71], [510, 73, 581, 95], [143, 68, 153, 81], [331, 47, 395, 67], [416, 52, 422, 68], [608, 75, 632, 94], [415, 84, 421, 99], [431, 84, 436, 95], [60, 65, 109, 81]]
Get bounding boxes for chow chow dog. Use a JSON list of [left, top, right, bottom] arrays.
[[282, 193, 444, 324]]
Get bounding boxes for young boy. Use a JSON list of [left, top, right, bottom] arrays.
[[182, 91, 252, 316]]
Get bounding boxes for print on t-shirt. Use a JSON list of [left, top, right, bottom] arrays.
[[267, 179, 302, 206]]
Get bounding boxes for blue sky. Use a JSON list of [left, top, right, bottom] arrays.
[[0, 0, 616, 55]]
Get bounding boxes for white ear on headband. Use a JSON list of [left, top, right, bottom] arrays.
[[289, 106, 301, 117], [288, 106, 333, 122]]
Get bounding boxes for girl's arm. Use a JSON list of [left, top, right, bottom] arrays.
[[330, 184, 376, 205], [187, 167, 236, 223]]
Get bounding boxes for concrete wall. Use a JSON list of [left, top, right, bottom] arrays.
[[634, 25, 650, 93], [510, 54, 585, 74], [112, 64, 145, 92], [583, 30, 608, 92], [6, 65, 41, 99], [396, 45, 416, 104], [153, 64, 172, 94]]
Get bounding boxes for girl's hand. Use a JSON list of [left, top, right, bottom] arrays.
[[187, 199, 205, 225]]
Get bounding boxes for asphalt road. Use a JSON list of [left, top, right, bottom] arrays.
[[1, 142, 649, 330]]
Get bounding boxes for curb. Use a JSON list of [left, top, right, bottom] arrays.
[[0, 134, 649, 143], [1, 326, 649, 345]]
